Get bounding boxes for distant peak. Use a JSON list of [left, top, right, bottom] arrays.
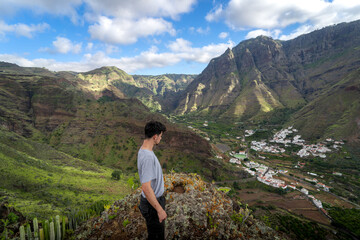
[[101, 66, 118, 70], [97, 66, 121, 72], [83, 66, 129, 75], [255, 35, 273, 40], [0, 61, 20, 68]]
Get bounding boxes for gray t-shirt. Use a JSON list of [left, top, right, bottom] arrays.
[[137, 149, 164, 198]]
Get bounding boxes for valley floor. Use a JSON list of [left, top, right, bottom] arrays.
[[172, 116, 360, 239]]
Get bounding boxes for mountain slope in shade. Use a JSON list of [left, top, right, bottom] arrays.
[[289, 68, 360, 142]]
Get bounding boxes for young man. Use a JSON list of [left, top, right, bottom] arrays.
[[138, 121, 167, 240]]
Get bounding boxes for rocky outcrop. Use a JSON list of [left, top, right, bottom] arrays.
[[75, 173, 280, 240]]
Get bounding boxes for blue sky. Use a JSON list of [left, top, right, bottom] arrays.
[[1, 0, 360, 75]]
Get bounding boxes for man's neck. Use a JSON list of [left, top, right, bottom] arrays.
[[141, 139, 154, 151]]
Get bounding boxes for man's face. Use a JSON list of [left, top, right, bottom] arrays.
[[154, 132, 163, 145]]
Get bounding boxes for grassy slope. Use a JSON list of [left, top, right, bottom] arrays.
[[0, 68, 218, 220], [289, 68, 360, 141], [0, 128, 132, 220]]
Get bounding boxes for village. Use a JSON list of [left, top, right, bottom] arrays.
[[225, 126, 346, 216], [184, 121, 348, 217], [176, 118, 358, 236], [249, 126, 344, 158], [229, 151, 330, 215]]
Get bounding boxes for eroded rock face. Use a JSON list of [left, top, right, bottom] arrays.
[[76, 173, 280, 240]]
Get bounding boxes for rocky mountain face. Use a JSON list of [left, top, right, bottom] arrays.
[[73, 67, 195, 112], [75, 172, 282, 240], [133, 74, 196, 95], [133, 74, 196, 112], [174, 20, 360, 141]]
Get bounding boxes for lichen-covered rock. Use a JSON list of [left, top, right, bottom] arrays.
[[75, 172, 280, 239]]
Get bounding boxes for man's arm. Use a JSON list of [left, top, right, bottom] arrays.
[[142, 181, 167, 223]]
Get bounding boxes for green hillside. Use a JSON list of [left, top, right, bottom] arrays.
[[289, 68, 360, 141], [0, 128, 132, 219], [0, 63, 234, 220]]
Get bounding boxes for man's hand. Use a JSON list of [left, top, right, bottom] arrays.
[[158, 208, 167, 223], [142, 181, 167, 223]]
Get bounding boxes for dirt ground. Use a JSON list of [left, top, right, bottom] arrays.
[[264, 159, 293, 167], [238, 189, 331, 225], [314, 192, 355, 208]]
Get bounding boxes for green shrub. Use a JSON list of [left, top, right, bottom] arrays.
[[123, 219, 130, 227], [127, 177, 135, 189], [7, 212, 19, 224], [231, 212, 243, 224], [111, 170, 121, 180], [275, 214, 327, 240], [329, 207, 360, 237], [233, 181, 241, 190], [97, 96, 114, 103]]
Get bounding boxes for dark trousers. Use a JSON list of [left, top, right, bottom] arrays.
[[139, 195, 166, 240]]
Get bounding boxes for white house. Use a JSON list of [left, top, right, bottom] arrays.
[[307, 172, 318, 176], [333, 172, 343, 176], [301, 188, 309, 195]]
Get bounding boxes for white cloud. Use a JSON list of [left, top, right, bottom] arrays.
[[196, 26, 210, 34], [40, 36, 82, 54], [88, 16, 175, 45], [151, 38, 162, 45], [168, 38, 192, 52], [84, 0, 197, 20], [279, 25, 315, 40], [0, 0, 83, 24], [189, 26, 210, 35], [86, 42, 94, 51], [2, 0, 197, 43], [84, 0, 196, 45], [205, 4, 223, 22], [0, 21, 49, 38], [0, 54, 36, 67], [245, 29, 281, 39], [53, 37, 82, 54], [167, 38, 235, 63], [105, 44, 119, 54], [218, 32, 228, 39], [207, 0, 360, 39], [0, 39, 234, 73], [2, 0, 197, 20]]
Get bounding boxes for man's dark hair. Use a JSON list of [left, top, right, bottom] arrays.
[[145, 121, 166, 139]]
